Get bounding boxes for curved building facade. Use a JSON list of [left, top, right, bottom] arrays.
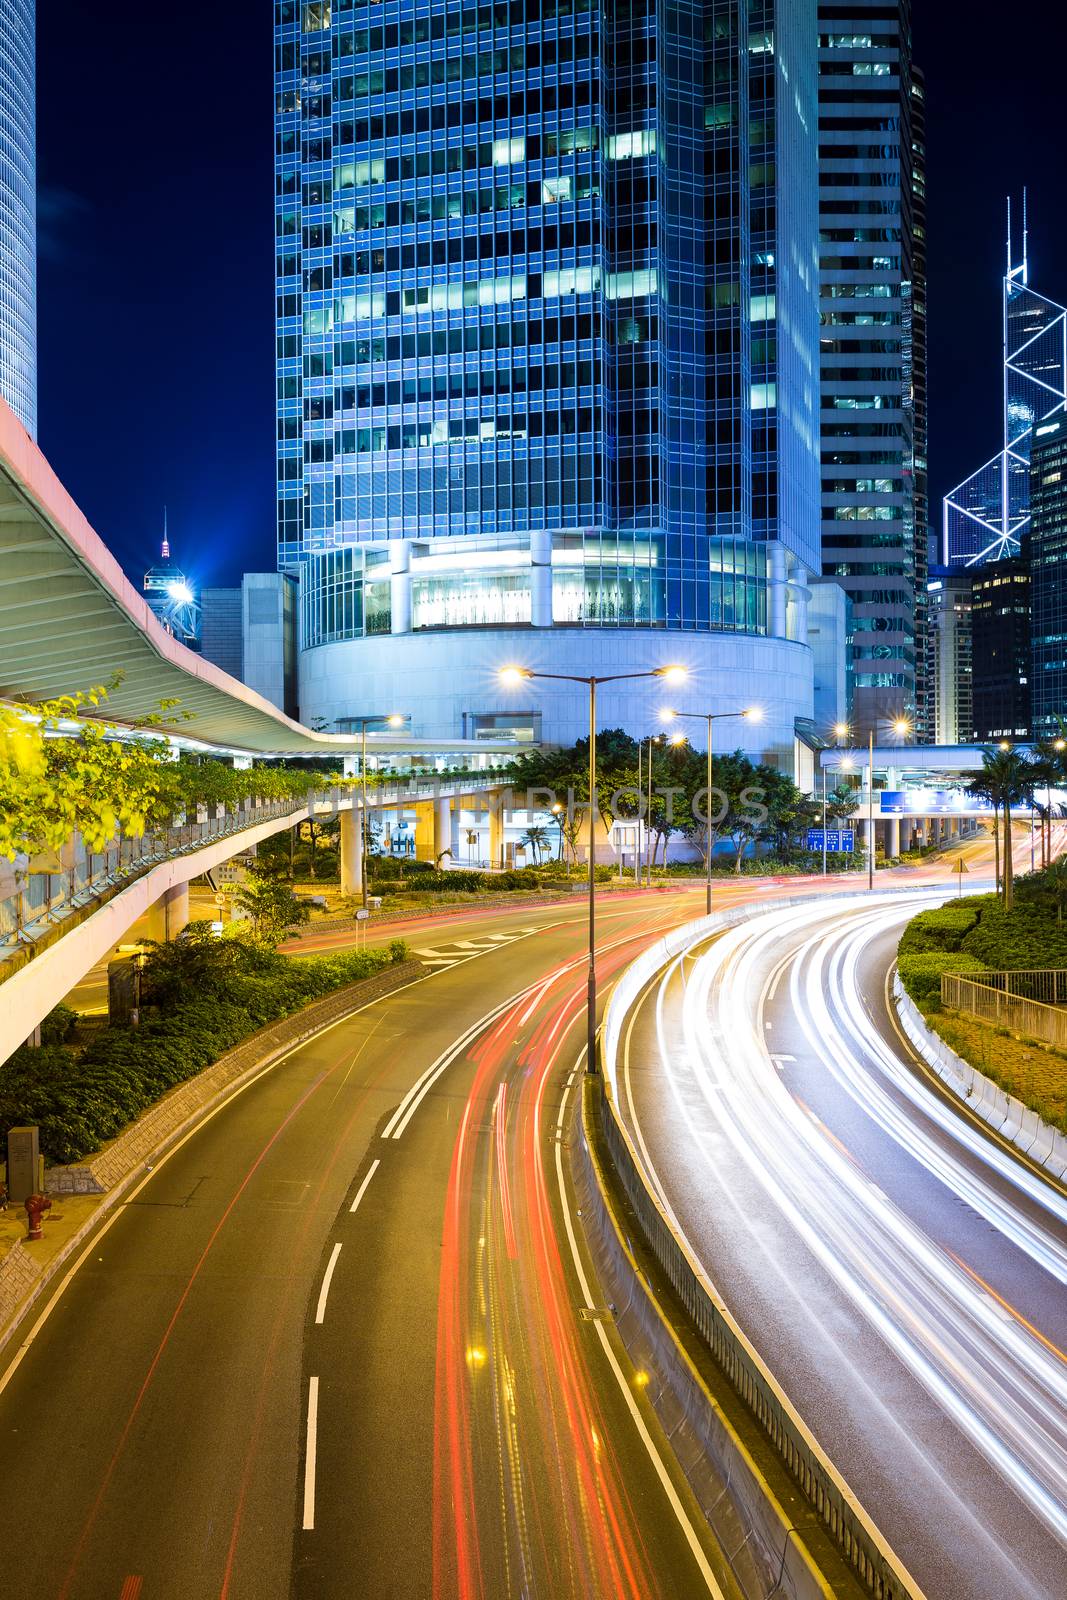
[[0, 0, 34, 435], [277, 1, 820, 757]]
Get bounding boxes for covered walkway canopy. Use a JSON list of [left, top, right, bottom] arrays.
[[0, 400, 519, 762]]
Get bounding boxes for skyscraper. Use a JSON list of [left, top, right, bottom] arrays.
[[1029, 414, 1067, 739], [816, 1, 925, 740], [275, 1, 822, 759], [969, 551, 1031, 742], [927, 568, 972, 745], [0, 0, 36, 435], [943, 201, 1067, 569]]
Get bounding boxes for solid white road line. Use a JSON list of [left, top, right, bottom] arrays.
[[554, 1054, 727, 1597], [314, 1243, 343, 1325], [303, 1376, 319, 1530], [349, 1157, 381, 1213]]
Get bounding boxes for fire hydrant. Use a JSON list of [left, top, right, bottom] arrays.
[[24, 1193, 51, 1241]]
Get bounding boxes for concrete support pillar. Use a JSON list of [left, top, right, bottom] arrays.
[[339, 804, 363, 896], [488, 790, 505, 870], [433, 796, 453, 862], [887, 817, 900, 858], [858, 816, 872, 857], [768, 541, 788, 639], [530, 527, 553, 627], [785, 562, 810, 645], [389, 538, 412, 635], [146, 881, 189, 942], [414, 801, 436, 863], [343, 754, 358, 779]]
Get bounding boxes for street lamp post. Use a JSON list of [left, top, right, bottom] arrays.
[[351, 714, 407, 911], [660, 706, 761, 917], [499, 663, 687, 1073], [866, 718, 910, 892]]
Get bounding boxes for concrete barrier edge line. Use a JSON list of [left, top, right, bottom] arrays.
[[891, 973, 1067, 1184], [600, 892, 932, 1600], [0, 960, 427, 1359]]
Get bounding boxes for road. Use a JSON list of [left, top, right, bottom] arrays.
[[1, 891, 748, 1600], [616, 886, 1067, 1600]]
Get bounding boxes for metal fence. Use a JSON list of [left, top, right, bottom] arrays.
[[941, 969, 1067, 1049], [0, 775, 502, 965]]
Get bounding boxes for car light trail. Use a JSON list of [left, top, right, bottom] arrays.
[[655, 895, 1067, 1548]]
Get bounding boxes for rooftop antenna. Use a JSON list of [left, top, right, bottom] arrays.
[[1022, 186, 1029, 284], [1007, 193, 1012, 279], [161, 504, 170, 561]]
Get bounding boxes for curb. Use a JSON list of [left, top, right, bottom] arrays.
[[891, 972, 1067, 1182], [0, 959, 425, 1356]]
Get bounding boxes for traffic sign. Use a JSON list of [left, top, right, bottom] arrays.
[[807, 828, 855, 853], [355, 908, 370, 921]]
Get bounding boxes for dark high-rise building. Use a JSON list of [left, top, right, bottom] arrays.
[[1029, 414, 1067, 739], [275, 0, 823, 761], [970, 550, 1031, 742], [816, 1, 925, 739]]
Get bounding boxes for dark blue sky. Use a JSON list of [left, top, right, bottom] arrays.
[[36, 1, 1067, 589]]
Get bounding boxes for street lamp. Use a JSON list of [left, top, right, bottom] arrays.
[[498, 663, 688, 1073], [660, 705, 761, 916], [350, 714, 407, 911]]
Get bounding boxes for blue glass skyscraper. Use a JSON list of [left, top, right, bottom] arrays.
[[0, 0, 35, 435], [276, 1, 821, 755]]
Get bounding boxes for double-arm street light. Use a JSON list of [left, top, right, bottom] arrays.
[[659, 705, 762, 916], [349, 714, 407, 910], [499, 663, 687, 1072]]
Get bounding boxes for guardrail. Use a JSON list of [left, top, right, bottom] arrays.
[[0, 775, 500, 966], [942, 968, 1067, 1049], [599, 893, 929, 1600]]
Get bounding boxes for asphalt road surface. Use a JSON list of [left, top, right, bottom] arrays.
[[1, 891, 746, 1600], [617, 886, 1067, 1600]]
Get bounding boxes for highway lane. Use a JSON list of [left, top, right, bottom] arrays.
[[619, 889, 1067, 1600], [0, 890, 743, 1600]]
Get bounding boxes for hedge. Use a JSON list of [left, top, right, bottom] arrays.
[[369, 867, 545, 894], [898, 904, 983, 955], [0, 939, 408, 1166], [897, 951, 987, 1004]]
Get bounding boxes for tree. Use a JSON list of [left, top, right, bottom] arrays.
[[520, 825, 550, 864], [235, 872, 312, 945], [966, 747, 1032, 910], [1047, 857, 1067, 923]]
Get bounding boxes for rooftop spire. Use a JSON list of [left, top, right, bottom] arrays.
[[161, 504, 169, 561]]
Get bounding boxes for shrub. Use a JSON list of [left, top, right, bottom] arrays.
[[40, 1003, 77, 1045], [898, 904, 982, 956], [0, 941, 400, 1165], [898, 951, 987, 1004], [961, 901, 1067, 971]]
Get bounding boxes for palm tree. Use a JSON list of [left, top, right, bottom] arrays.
[[520, 824, 550, 865], [966, 747, 1032, 910], [1047, 856, 1067, 923]]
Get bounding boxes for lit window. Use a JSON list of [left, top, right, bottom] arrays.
[[606, 129, 656, 160], [750, 293, 776, 322], [750, 383, 777, 410], [492, 137, 525, 167], [303, 2, 330, 31], [541, 176, 573, 204]]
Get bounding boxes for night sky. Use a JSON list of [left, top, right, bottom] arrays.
[[35, 1, 1067, 589]]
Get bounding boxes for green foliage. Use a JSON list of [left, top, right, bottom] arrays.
[[39, 1003, 78, 1045], [898, 951, 987, 1004], [0, 934, 404, 1164], [960, 901, 1067, 971], [898, 904, 982, 955], [234, 872, 313, 945], [369, 867, 545, 894]]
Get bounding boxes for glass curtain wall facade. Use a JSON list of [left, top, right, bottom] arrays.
[[1029, 415, 1067, 738], [0, 0, 35, 435], [816, 0, 923, 739], [944, 205, 1067, 570], [276, 0, 819, 741]]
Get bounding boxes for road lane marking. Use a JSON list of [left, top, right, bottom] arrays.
[[119, 1580, 143, 1600], [554, 1054, 727, 1597], [302, 1376, 319, 1530], [350, 1158, 380, 1213], [314, 1244, 343, 1325]]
